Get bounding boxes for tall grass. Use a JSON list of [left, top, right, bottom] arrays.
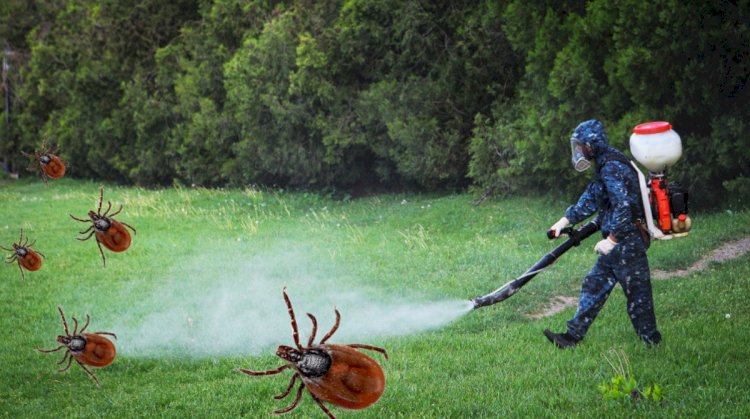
[[0, 178, 748, 418]]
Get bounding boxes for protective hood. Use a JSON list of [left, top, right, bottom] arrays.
[[570, 119, 608, 172]]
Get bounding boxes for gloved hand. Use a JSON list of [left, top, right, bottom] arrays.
[[594, 236, 617, 255], [549, 217, 570, 239]]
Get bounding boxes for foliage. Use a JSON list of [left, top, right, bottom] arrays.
[[224, 6, 338, 187], [1, 1, 748, 205], [597, 348, 664, 402]]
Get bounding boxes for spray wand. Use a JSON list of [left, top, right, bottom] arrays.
[[471, 220, 600, 310]]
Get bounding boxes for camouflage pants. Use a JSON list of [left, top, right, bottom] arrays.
[[566, 233, 661, 344]]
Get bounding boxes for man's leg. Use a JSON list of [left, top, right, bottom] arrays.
[[566, 260, 617, 341], [619, 252, 661, 344]]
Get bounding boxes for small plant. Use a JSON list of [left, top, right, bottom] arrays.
[[597, 348, 664, 402]]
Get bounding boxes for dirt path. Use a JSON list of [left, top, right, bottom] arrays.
[[651, 236, 750, 279], [527, 296, 578, 319], [528, 235, 750, 319]]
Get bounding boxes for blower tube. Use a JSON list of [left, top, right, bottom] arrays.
[[471, 221, 600, 310]]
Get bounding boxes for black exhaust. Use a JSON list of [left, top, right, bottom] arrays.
[[471, 221, 600, 310]]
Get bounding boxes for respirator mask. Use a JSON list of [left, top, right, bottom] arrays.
[[570, 138, 593, 172]]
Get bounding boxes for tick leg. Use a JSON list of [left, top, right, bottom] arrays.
[[97, 188, 104, 215], [274, 373, 300, 400], [310, 393, 336, 419], [58, 353, 74, 372], [0, 245, 12, 251], [120, 221, 136, 234], [282, 288, 301, 349], [75, 359, 101, 387], [319, 308, 341, 344], [93, 331, 117, 339], [18, 228, 24, 244], [69, 214, 90, 223], [36, 250, 46, 258], [273, 382, 305, 414], [306, 313, 318, 347], [57, 351, 71, 365], [17, 260, 26, 283], [78, 225, 94, 235], [37, 345, 66, 353], [79, 314, 91, 333], [27, 239, 36, 248], [77, 231, 95, 241], [235, 364, 290, 376], [102, 201, 112, 217], [57, 306, 70, 336], [71, 316, 79, 335], [109, 205, 123, 218], [345, 344, 389, 360], [96, 238, 106, 267]]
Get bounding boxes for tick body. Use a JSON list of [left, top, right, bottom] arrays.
[[0, 228, 45, 282], [236, 288, 388, 418], [69, 187, 136, 266], [302, 344, 386, 409], [37, 306, 117, 386], [22, 141, 66, 183], [40, 154, 66, 179], [95, 219, 132, 252]]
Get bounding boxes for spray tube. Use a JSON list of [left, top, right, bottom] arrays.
[[471, 221, 600, 310]]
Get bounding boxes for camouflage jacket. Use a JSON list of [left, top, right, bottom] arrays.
[[565, 145, 643, 240]]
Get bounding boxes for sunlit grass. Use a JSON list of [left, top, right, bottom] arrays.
[[1, 178, 749, 418]]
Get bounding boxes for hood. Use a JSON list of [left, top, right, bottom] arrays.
[[572, 119, 608, 150]]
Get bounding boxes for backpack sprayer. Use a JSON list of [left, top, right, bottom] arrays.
[[629, 121, 691, 239], [471, 121, 690, 310]]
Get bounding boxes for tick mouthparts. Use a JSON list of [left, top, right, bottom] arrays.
[[276, 345, 300, 362]]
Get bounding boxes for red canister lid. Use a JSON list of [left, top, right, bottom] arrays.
[[633, 121, 672, 134]]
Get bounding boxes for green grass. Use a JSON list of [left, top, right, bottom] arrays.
[[1, 178, 749, 418]]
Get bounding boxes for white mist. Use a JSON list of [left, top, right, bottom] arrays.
[[109, 244, 472, 358]]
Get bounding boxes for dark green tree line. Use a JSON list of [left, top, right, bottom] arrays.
[[1, 0, 748, 206]]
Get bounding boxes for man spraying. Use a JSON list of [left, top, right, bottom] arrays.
[[544, 119, 661, 349]]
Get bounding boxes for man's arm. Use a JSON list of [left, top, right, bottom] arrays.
[[565, 180, 604, 225]]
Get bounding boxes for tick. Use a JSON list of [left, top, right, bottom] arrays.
[[0, 228, 44, 282], [236, 288, 388, 418], [37, 306, 117, 387], [69, 187, 136, 266], [22, 141, 66, 183]]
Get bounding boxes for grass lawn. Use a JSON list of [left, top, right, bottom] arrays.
[[1, 178, 749, 418]]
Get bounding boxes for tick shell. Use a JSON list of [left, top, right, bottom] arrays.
[[96, 220, 132, 252], [42, 155, 66, 179], [18, 250, 43, 271], [303, 344, 385, 410], [75, 333, 116, 367]]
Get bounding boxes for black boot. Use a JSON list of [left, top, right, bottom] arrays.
[[641, 331, 662, 346], [543, 329, 579, 349]]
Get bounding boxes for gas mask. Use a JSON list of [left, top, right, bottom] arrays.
[[570, 138, 594, 172]]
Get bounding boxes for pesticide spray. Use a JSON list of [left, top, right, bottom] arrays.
[[110, 243, 472, 358]]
